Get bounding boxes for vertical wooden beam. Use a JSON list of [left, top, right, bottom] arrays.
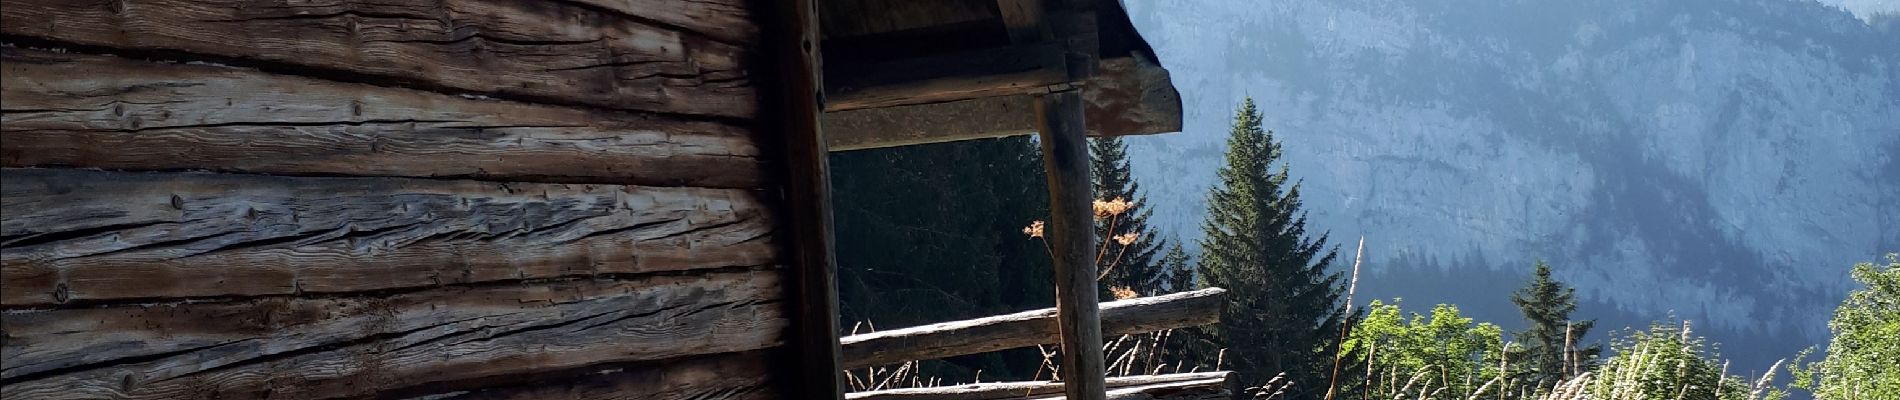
[[1034, 89, 1108, 400], [764, 0, 844, 398]]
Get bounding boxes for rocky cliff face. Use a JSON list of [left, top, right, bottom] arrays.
[[1122, 0, 1897, 370]]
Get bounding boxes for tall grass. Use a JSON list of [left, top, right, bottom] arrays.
[[1310, 320, 1797, 400]]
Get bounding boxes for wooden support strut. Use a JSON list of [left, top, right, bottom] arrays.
[[1034, 89, 1107, 400]]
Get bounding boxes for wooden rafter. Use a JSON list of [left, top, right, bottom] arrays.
[[823, 42, 1071, 111], [823, 53, 1181, 151]]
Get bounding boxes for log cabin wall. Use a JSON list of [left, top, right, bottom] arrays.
[[0, 0, 797, 398]]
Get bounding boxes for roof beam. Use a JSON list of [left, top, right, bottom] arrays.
[[823, 42, 1070, 111], [823, 54, 1180, 151]]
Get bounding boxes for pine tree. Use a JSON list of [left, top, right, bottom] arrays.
[[1197, 98, 1346, 397], [1155, 242, 1220, 367], [830, 136, 1054, 382], [1509, 260, 1600, 389], [1159, 242, 1194, 293], [1091, 136, 1167, 296]]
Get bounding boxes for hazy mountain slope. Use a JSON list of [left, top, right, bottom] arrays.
[[1121, 0, 1898, 371]]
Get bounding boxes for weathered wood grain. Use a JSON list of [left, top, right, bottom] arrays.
[[0, 49, 763, 187], [561, 0, 757, 45], [763, 0, 848, 396], [0, 169, 776, 306], [845, 372, 1228, 400], [1044, 378, 1232, 400], [823, 55, 1180, 150], [824, 43, 1070, 112], [818, 0, 997, 38], [0, 270, 787, 399], [840, 288, 1225, 370], [0, 0, 756, 117], [427, 351, 779, 400], [823, 95, 1037, 150], [1035, 89, 1107, 400], [1078, 55, 1181, 141]]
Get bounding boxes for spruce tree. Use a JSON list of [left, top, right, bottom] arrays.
[[1197, 98, 1346, 396], [1509, 260, 1600, 389], [1160, 242, 1194, 293], [1156, 242, 1220, 366], [830, 136, 1054, 381], [1090, 136, 1167, 296]]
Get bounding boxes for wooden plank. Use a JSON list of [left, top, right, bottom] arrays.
[[0, 270, 787, 399], [563, 0, 758, 44], [1078, 55, 1181, 140], [1035, 89, 1107, 400], [840, 288, 1224, 370], [823, 43, 1070, 112], [824, 95, 1036, 151], [822, 55, 1181, 151], [0, 48, 763, 188], [995, 0, 1049, 43], [845, 372, 1228, 400], [820, 19, 1012, 67], [0, 0, 756, 118], [761, 0, 845, 397], [425, 351, 779, 400], [0, 270, 780, 382], [818, 0, 997, 39], [1034, 378, 1233, 400], [0, 169, 776, 307]]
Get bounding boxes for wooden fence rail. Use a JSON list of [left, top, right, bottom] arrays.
[[840, 288, 1226, 370], [846, 371, 1233, 400]]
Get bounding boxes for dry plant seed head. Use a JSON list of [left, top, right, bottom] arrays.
[[1093, 197, 1133, 218], [1022, 220, 1045, 238], [1114, 232, 1141, 246], [1110, 286, 1139, 300]]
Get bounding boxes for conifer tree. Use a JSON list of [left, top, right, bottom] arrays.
[[1155, 242, 1220, 366], [1509, 260, 1600, 388], [830, 136, 1053, 381], [1091, 136, 1167, 296], [1160, 242, 1194, 293], [1197, 98, 1346, 396]]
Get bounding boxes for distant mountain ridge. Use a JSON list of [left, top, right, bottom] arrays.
[[1121, 0, 1898, 372]]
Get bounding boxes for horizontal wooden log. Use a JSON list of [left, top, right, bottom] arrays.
[[818, 0, 998, 38], [1064, 378, 1232, 400], [846, 372, 1228, 400], [1079, 55, 1182, 141], [823, 43, 1070, 112], [0, 0, 756, 117], [425, 351, 778, 400], [0, 270, 787, 399], [0, 48, 763, 188], [823, 95, 1037, 150], [840, 288, 1225, 369], [0, 169, 776, 306], [562, 0, 758, 45], [823, 55, 1181, 151]]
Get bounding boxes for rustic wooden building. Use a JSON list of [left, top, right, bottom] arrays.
[[0, 0, 1194, 399]]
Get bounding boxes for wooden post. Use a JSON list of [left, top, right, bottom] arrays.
[[764, 0, 845, 398], [1034, 89, 1107, 400]]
